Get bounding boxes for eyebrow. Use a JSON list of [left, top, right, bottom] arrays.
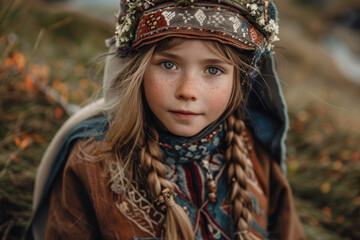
[[154, 52, 180, 61], [155, 52, 232, 66]]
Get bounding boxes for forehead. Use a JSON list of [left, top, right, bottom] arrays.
[[154, 38, 233, 63]]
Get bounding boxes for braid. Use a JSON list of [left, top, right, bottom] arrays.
[[139, 126, 194, 240], [226, 114, 253, 240]]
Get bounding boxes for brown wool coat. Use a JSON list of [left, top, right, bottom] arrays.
[[44, 134, 306, 240]]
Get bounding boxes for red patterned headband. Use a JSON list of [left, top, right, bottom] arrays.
[[115, 0, 279, 57], [133, 3, 265, 52]]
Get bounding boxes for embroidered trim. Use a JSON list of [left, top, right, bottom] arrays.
[[115, 0, 279, 54], [159, 125, 221, 150], [133, 4, 264, 51], [158, 124, 225, 164], [111, 177, 165, 236]]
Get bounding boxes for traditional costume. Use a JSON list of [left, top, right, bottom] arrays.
[[25, 0, 306, 239]]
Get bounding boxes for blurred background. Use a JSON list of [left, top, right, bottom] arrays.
[[0, 0, 359, 239]]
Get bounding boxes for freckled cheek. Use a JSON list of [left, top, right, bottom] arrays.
[[207, 87, 232, 112], [144, 77, 171, 104]]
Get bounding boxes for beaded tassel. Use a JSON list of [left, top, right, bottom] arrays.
[[207, 179, 217, 202], [154, 188, 177, 211], [201, 159, 217, 202]]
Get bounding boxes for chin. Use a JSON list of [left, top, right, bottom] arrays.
[[167, 126, 202, 137]]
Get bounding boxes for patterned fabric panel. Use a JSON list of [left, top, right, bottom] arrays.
[[165, 152, 268, 240], [248, 183, 269, 239], [167, 153, 232, 240], [158, 122, 269, 239], [160, 124, 225, 164], [133, 3, 265, 51], [111, 178, 165, 237]]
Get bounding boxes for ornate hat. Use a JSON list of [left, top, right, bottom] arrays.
[[114, 0, 280, 64]]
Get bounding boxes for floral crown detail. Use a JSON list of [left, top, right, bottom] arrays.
[[243, 0, 279, 50], [115, 0, 279, 55]]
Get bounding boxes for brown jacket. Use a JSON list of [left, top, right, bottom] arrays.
[[44, 135, 306, 240]]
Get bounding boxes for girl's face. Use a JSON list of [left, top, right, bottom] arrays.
[[144, 39, 234, 137]]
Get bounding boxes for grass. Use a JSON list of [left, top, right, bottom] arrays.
[[287, 105, 360, 239], [0, 1, 109, 239], [1, 0, 359, 239]]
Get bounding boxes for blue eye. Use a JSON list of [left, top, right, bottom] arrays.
[[161, 61, 176, 70], [206, 67, 222, 75]]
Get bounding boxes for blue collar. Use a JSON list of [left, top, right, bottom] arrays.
[[158, 124, 226, 164]]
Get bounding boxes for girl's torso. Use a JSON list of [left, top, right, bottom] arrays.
[[44, 121, 270, 240]]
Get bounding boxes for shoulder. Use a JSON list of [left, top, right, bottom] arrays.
[[64, 138, 106, 183], [67, 114, 109, 141], [58, 114, 109, 171], [56, 115, 110, 191], [57, 137, 113, 210], [66, 138, 102, 165]]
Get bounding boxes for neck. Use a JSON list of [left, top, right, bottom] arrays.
[[147, 111, 226, 146]]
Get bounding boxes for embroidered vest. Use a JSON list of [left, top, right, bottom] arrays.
[[158, 124, 269, 240], [110, 121, 269, 239]]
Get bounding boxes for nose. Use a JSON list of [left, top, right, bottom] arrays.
[[175, 73, 199, 101]]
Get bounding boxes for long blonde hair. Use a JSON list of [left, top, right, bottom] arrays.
[[102, 38, 254, 240]]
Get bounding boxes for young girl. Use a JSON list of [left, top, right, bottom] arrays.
[[26, 0, 306, 239]]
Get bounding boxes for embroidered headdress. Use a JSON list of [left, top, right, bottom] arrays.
[[114, 0, 279, 63]]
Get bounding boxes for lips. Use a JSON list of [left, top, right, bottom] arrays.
[[169, 110, 200, 120]]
